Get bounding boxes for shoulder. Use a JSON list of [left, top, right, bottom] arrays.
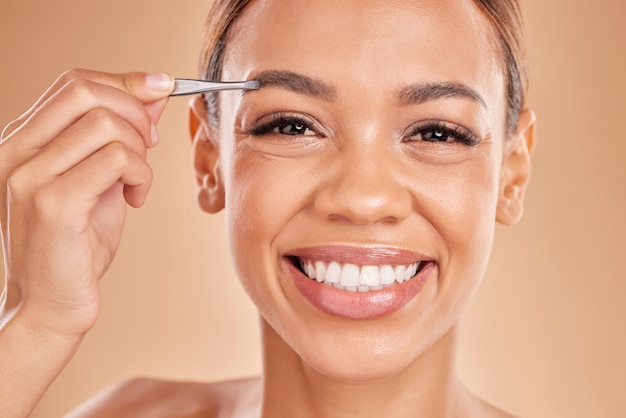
[[65, 376, 262, 418], [472, 398, 518, 418], [460, 388, 518, 418]]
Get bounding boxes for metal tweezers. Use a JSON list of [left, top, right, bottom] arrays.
[[169, 78, 261, 96]]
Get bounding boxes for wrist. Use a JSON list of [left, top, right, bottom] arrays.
[[3, 296, 88, 345]]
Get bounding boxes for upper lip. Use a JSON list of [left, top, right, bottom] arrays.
[[285, 245, 433, 266]]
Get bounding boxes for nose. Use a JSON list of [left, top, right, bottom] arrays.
[[313, 146, 413, 225]]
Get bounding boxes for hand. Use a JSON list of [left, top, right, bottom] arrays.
[[0, 69, 174, 337]]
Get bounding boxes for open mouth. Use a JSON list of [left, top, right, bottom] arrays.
[[286, 256, 429, 292]]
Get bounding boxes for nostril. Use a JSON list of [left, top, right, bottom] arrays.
[[379, 215, 403, 224], [326, 213, 402, 225]]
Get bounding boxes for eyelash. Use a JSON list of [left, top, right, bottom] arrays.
[[248, 113, 323, 137], [248, 114, 479, 147], [404, 120, 480, 146]]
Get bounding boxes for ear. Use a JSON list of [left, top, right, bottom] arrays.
[[189, 96, 225, 214], [496, 108, 537, 225]]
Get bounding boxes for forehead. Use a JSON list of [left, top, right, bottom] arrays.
[[222, 0, 504, 109]]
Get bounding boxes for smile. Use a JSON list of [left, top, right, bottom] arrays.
[[296, 258, 424, 292], [283, 246, 435, 319]]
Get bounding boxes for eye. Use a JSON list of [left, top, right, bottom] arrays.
[[248, 113, 322, 137], [275, 120, 316, 136], [405, 120, 479, 146]]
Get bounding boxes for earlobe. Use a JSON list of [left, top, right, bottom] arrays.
[[189, 96, 225, 214], [496, 108, 536, 225]]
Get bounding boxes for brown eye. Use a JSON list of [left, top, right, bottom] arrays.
[[276, 121, 316, 136], [405, 121, 480, 146], [249, 114, 322, 137], [421, 129, 452, 142]]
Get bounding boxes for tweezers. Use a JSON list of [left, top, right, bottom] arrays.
[[169, 78, 261, 96]]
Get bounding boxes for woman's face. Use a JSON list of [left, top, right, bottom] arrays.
[[199, 0, 523, 381]]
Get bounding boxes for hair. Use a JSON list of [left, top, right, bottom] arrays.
[[199, 0, 527, 136]]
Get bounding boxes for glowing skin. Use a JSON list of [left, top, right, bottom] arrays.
[[217, 0, 502, 377], [0, 0, 534, 416], [188, 0, 534, 416]]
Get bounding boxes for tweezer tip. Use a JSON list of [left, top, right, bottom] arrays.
[[244, 80, 261, 90]]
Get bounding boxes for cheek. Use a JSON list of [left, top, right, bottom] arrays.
[[433, 166, 498, 250], [421, 152, 502, 310], [224, 154, 269, 303], [223, 147, 312, 317]]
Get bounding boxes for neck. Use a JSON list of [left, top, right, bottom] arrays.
[[259, 318, 472, 418]]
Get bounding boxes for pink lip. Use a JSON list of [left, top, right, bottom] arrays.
[[283, 246, 435, 320], [287, 245, 429, 265]]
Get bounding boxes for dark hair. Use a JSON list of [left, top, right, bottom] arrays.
[[199, 0, 527, 135]]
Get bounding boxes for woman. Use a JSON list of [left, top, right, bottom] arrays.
[[0, 0, 535, 416]]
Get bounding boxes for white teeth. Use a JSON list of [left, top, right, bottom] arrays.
[[380, 265, 395, 285], [394, 265, 406, 283], [403, 265, 413, 281], [359, 266, 379, 286], [314, 261, 326, 283], [298, 259, 424, 292], [306, 260, 316, 280], [325, 262, 341, 284], [411, 262, 420, 277], [340, 263, 360, 287]]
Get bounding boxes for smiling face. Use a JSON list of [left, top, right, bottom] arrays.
[[191, 0, 533, 382]]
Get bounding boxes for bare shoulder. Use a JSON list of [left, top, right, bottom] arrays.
[[65, 376, 262, 418], [459, 387, 518, 418], [472, 398, 518, 418]]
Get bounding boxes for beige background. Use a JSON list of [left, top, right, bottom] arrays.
[[0, 1, 624, 417]]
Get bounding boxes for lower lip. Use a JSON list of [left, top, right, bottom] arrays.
[[285, 259, 434, 320]]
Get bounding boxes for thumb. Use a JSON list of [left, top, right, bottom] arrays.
[[117, 72, 175, 103]]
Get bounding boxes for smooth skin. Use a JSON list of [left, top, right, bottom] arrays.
[[189, 0, 534, 416], [0, 0, 535, 417], [0, 70, 174, 417]]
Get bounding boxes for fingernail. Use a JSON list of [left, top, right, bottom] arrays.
[[150, 123, 160, 146], [145, 73, 173, 91]]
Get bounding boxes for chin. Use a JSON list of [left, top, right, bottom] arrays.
[[286, 316, 456, 384]]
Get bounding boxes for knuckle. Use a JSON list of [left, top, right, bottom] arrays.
[[85, 107, 119, 133], [103, 141, 131, 168], [84, 108, 148, 160], [121, 75, 134, 93], [64, 77, 96, 105], [121, 72, 141, 94], [58, 68, 87, 86]]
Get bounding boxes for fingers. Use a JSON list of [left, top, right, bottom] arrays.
[[6, 79, 156, 152], [144, 97, 171, 126], [0, 69, 171, 339], [55, 141, 153, 210], [1, 69, 173, 142], [8, 140, 153, 227], [24, 107, 148, 179], [0, 68, 170, 232], [8, 108, 154, 217], [0, 69, 171, 210]]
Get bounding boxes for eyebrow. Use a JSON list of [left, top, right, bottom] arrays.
[[255, 70, 338, 101], [397, 82, 488, 109], [254, 70, 487, 109]]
